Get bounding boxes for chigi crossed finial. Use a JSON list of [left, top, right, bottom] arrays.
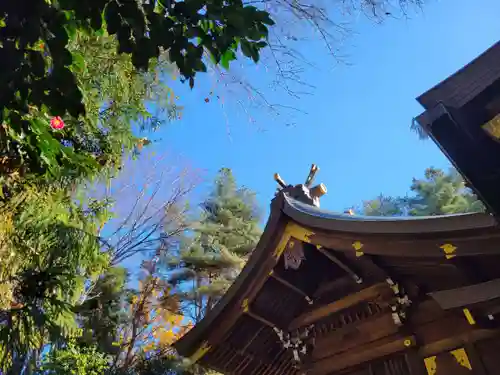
[[274, 164, 327, 207]]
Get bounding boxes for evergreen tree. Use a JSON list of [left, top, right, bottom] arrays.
[[362, 167, 486, 217], [167, 168, 262, 322], [407, 167, 485, 216], [76, 267, 131, 358]]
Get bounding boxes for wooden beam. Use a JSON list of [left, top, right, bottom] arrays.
[[408, 299, 447, 326], [429, 278, 500, 310], [315, 246, 363, 284], [312, 313, 399, 361], [289, 282, 393, 330], [342, 251, 389, 283], [418, 329, 499, 358], [411, 307, 500, 356], [270, 271, 313, 304], [245, 310, 276, 329], [414, 310, 475, 346], [307, 334, 416, 375], [309, 231, 500, 258], [313, 275, 363, 299], [311, 301, 470, 363]]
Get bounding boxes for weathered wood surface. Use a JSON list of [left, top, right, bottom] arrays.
[[313, 276, 362, 299], [308, 334, 416, 375], [307, 299, 500, 374], [312, 313, 398, 361], [429, 278, 500, 309], [309, 231, 500, 258], [289, 283, 393, 330]]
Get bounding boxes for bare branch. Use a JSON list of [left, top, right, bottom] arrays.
[[196, 0, 423, 131], [88, 151, 200, 265]]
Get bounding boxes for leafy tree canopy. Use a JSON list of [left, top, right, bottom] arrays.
[[0, 29, 178, 187], [37, 340, 110, 375], [0, 185, 109, 372], [362, 167, 486, 217], [0, 0, 273, 123]]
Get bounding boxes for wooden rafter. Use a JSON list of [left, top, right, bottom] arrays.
[[315, 245, 363, 284], [244, 308, 276, 329], [269, 270, 313, 304], [313, 275, 362, 299]]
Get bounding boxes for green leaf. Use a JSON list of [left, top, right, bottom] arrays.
[[250, 48, 259, 63], [227, 12, 245, 28], [240, 40, 252, 58], [247, 26, 262, 41], [71, 52, 86, 72], [65, 22, 78, 42], [193, 59, 207, 72], [220, 49, 236, 70], [257, 23, 268, 38], [260, 12, 275, 25]]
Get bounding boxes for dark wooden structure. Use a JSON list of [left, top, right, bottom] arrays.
[[415, 41, 500, 216], [173, 42, 500, 375], [174, 166, 500, 375]]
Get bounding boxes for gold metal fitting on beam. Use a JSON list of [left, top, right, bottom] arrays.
[[440, 243, 457, 259], [463, 308, 476, 325]]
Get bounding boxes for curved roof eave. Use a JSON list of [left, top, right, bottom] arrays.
[[173, 193, 499, 358], [283, 195, 498, 234]]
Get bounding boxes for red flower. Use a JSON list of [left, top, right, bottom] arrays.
[[50, 116, 65, 130]]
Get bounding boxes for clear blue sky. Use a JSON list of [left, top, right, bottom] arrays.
[[148, 0, 500, 215]]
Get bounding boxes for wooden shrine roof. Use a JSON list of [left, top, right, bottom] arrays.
[[416, 41, 500, 112], [173, 187, 500, 375], [413, 40, 500, 217]]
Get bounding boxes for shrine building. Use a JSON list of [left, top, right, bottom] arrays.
[[173, 41, 500, 375]]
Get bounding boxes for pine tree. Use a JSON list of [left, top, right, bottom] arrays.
[[167, 168, 262, 322], [407, 167, 485, 216], [76, 267, 131, 358], [362, 167, 486, 217]]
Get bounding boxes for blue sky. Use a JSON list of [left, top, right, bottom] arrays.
[[146, 0, 500, 215]]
